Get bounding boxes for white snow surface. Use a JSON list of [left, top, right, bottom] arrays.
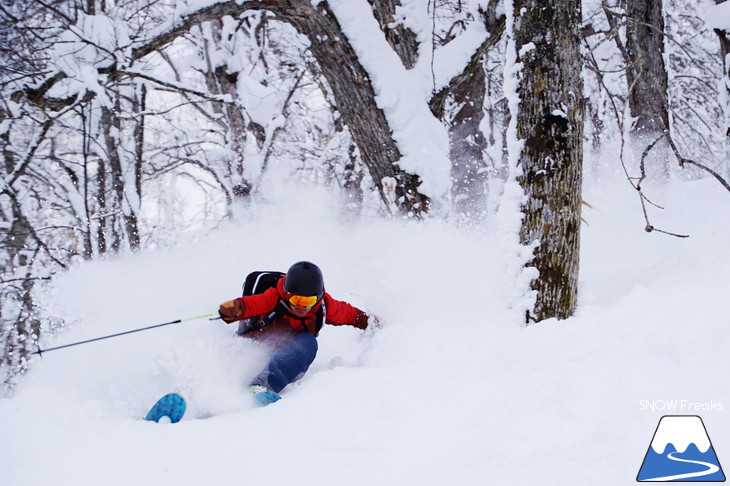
[[2, 170, 730, 485], [704, 0, 730, 31]]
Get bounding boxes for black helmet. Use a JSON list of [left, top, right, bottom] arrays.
[[284, 261, 324, 296]]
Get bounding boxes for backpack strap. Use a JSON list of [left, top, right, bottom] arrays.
[[262, 300, 288, 327], [313, 299, 326, 336]]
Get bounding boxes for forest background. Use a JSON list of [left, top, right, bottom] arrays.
[[1, 0, 729, 388]]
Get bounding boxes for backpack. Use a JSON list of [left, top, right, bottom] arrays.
[[242, 271, 285, 298], [237, 271, 326, 336]]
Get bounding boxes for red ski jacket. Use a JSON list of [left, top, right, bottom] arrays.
[[232, 277, 369, 338]]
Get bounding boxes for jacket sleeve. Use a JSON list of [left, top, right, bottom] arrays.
[[236, 287, 280, 319], [323, 293, 369, 329]]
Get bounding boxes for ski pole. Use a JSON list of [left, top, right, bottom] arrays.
[[33, 312, 220, 356]]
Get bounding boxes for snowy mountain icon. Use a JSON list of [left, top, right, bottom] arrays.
[[637, 415, 725, 482]]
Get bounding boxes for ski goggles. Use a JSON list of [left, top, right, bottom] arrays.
[[286, 293, 319, 308]]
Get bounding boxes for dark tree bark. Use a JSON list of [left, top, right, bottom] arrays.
[[512, 0, 585, 322], [0, 197, 41, 374], [343, 142, 364, 207], [133, 83, 146, 202], [448, 63, 488, 221], [431, 6, 506, 222], [96, 158, 108, 255], [625, 0, 670, 135], [367, 0, 419, 69], [101, 100, 140, 251], [214, 64, 253, 198], [79, 103, 94, 259], [210, 18, 253, 199], [715, 0, 730, 139]]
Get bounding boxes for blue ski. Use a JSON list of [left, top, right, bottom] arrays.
[[144, 393, 186, 423]]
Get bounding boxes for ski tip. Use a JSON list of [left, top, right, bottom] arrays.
[[144, 393, 186, 423], [253, 390, 281, 406], [248, 385, 281, 406]]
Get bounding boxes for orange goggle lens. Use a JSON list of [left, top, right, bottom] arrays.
[[287, 293, 318, 308]]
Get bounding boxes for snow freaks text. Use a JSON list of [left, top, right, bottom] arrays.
[[639, 400, 724, 412]]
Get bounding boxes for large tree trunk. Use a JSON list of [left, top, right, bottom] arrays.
[[512, 0, 585, 322], [448, 64, 488, 222], [625, 0, 670, 135], [0, 198, 40, 378], [433, 5, 505, 222], [624, 0, 671, 181], [0, 135, 31, 373]]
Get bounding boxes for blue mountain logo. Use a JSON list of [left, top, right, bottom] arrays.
[[637, 415, 725, 482]]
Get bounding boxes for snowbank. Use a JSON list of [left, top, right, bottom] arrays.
[[1, 173, 729, 486]]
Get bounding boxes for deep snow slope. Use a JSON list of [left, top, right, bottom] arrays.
[[1, 174, 729, 486]]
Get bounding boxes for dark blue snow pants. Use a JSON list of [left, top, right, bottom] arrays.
[[250, 332, 318, 394]]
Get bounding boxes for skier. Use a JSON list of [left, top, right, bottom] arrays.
[[218, 261, 379, 405]]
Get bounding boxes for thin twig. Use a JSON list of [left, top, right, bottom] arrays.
[[664, 134, 730, 193]]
